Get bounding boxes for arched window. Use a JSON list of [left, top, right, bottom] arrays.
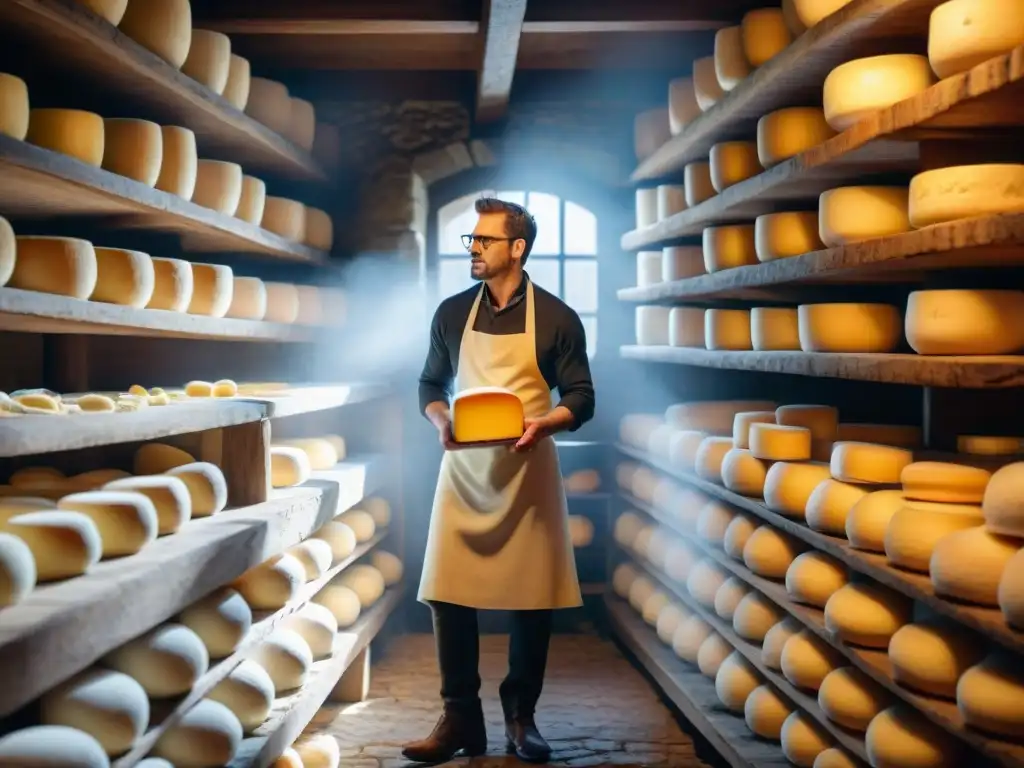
[[435, 190, 598, 357]]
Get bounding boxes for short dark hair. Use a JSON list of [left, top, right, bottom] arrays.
[[475, 197, 537, 264]]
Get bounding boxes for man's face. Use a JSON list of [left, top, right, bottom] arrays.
[[469, 212, 516, 281]]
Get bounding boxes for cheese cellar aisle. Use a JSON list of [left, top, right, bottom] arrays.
[[617, 0, 1024, 767]]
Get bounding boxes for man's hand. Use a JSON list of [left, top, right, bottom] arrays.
[[513, 406, 576, 452], [425, 401, 458, 451]]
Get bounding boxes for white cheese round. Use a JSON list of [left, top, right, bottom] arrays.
[[105, 623, 209, 697], [179, 587, 252, 659], [910, 164, 1024, 228], [207, 659, 275, 733]]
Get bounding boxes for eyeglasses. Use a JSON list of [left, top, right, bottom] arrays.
[[461, 234, 517, 251]]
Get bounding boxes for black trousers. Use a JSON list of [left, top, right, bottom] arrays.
[[429, 600, 553, 718]]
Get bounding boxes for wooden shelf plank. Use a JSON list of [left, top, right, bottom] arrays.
[[227, 587, 403, 768], [0, 136, 325, 263], [617, 214, 1024, 303], [617, 494, 1024, 768], [632, 0, 957, 182], [0, 0, 325, 182], [0, 454, 389, 717], [605, 595, 792, 768], [0, 288, 316, 342], [113, 533, 388, 768], [624, 141, 918, 249], [619, 345, 1024, 389], [616, 444, 1024, 656], [238, 384, 389, 419]]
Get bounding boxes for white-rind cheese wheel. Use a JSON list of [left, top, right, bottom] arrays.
[[58, 491, 158, 557], [636, 251, 662, 287], [755, 211, 822, 262], [786, 551, 847, 607], [697, 500, 738, 546], [0, 532, 34, 606], [798, 303, 902, 353], [0, 73, 29, 141], [223, 55, 251, 110], [656, 603, 688, 645], [743, 526, 803, 579], [742, 8, 792, 67], [265, 282, 301, 324], [270, 446, 312, 489], [287, 98, 316, 151], [106, 623, 209, 697], [929, 0, 1024, 79], [824, 582, 912, 648], [0, 511, 100, 581], [669, 307, 705, 348], [311, 520, 356, 562], [101, 119, 163, 186], [781, 629, 843, 691], [235, 175, 267, 225], [275, 438, 339, 471], [252, 628, 314, 691], [179, 587, 252, 659], [153, 699, 243, 767], [371, 550, 404, 586], [337, 564, 386, 608], [762, 618, 801, 670], [642, 590, 671, 626], [246, 78, 292, 135], [27, 109, 105, 166], [703, 225, 757, 272], [166, 462, 228, 516], [629, 575, 656, 611], [119, 0, 193, 68], [313, 583, 361, 628], [823, 54, 936, 131], [686, 559, 728, 608], [636, 188, 657, 229], [695, 437, 734, 483], [697, 633, 733, 678], [750, 423, 811, 462], [149, 256, 193, 312], [709, 141, 760, 192], [337, 509, 376, 543], [733, 411, 776, 450], [831, 441, 914, 484], [669, 400, 777, 434], [0, 214, 14, 287], [294, 734, 341, 768], [715, 652, 762, 712], [192, 160, 243, 216], [723, 514, 757, 560], [909, 164, 1024, 228], [818, 667, 889, 732], [684, 162, 716, 207], [105, 475, 191, 535], [41, 668, 149, 756], [674, 616, 714, 663], [657, 183, 686, 221], [286, 539, 333, 581], [564, 469, 601, 494], [888, 621, 984, 698], [930, 526, 1017, 606], [282, 602, 338, 658], [262, 197, 307, 242], [733, 591, 785, 642], [634, 108, 670, 161], [714, 577, 750, 621], [714, 26, 752, 91], [636, 306, 671, 346], [663, 246, 706, 281], [865, 706, 964, 768], [705, 309, 752, 351], [133, 442, 193, 475], [11, 236, 98, 300], [721, 448, 771, 497], [805, 479, 867, 536], [666, 540, 700, 582], [901, 461, 990, 504], [154, 125, 198, 200], [745, 684, 793, 739], [757, 107, 835, 168], [226, 276, 267, 320], [781, 711, 832, 767], [693, 56, 725, 111], [91, 247, 155, 309], [668, 430, 705, 472], [750, 307, 800, 351], [984, 462, 1024, 537], [207, 659, 275, 733], [668, 77, 701, 134], [906, 289, 1024, 355], [187, 262, 233, 318], [0, 726, 109, 767], [846, 490, 905, 551], [763, 461, 831, 518], [305, 207, 334, 250], [819, 186, 911, 247], [957, 653, 1024, 738], [181, 30, 231, 94], [234, 553, 305, 610]]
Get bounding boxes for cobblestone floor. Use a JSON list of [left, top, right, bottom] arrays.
[[303, 633, 723, 767]]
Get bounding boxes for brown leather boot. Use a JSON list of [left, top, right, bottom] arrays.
[[401, 704, 488, 762]]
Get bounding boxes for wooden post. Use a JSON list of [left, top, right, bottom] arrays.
[[329, 646, 370, 703], [42, 335, 90, 393], [219, 419, 271, 507]]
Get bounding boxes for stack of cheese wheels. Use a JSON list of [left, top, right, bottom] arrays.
[[762, 405, 836, 517], [634, 108, 670, 162], [636, 188, 658, 229]]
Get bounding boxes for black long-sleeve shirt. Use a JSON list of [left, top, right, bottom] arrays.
[[418, 274, 596, 431]]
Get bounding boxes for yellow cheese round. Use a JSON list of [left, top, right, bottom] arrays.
[[929, 0, 1024, 79], [697, 632, 733, 678], [865, 706, 964, 768], [187, 262, 233, 317], [663, 245, 706, 281], [636, 188, 657, 228], [658, 603, 690, 645], [732, 411, 775, 450], [564, 469, 601, 494], [178, 587, 251, 659], [818, 186, 911, 247], [910, 164, 1024, 228], [153, 125, 197, 200], [888, 620, 984, 698], [704, 309, 752, 351], [313, 583, 361, 627], [830, 441, 913, 484], [207, 658, 275, 733], [668, 77, 700, 134], [763, 461, 831, 518], [906, 289, 1024, 355], [709, 141, 760, 192], [270, 446, 312, 489], [148, 256, 193, 312], [838, 423, 921, 448], [642, 589, 671, 626], [721, 448, 771, 496], [166, 462, 228, 516], [816, 747, 862, 768], [693, 56, 725, 111], [823, 54, 935, 131], [273, 748, 303, 768], [628, 574, 656, 611], [0, 532, 34, 606], [762, 618, 801, 670], [263, 281, 300, 324], [686, 558, 728, 608], [984, 462, 1024, 536], [957, 652, 1024, 738], [930, 526, 1017, 605], [743, 526, 803, 579], [741, 8, 792, 67], [754, 211, 822, 262], [781, 711, 832, 766], [714, 26, 752, 91], [748, 307, 800, 351], [286, 98, 316, 151], [106, 623, 209, 697], [101, 118, 163, 186], [58, 490, 158, 557], [263, 197, 307, 242], [750, 423, 812, 462], [733, 591, 785, 642], [371, 550, 403, 586], [669, 307, 706, 348], [246, 78, 292, 135], [225, 276, 267, 320], [696, 500, 738, 546], [119, 0, 192, 68], [777, 404, 839, 445], [634, 108, 670, 161], [91, 247, 155, 308], [27, 108, 105, 166], [636, 306, 671, 345], [337, 509, 376, 543], [293, 284, 323, 326], [657, 184, 686, 222], [0, 726, 109, 766], [958, 435, 1023, 456], [684, 161, 716, 207], [192, 160, 243, 215], [818, 666, 889, 731], [781, 629, 843, 691], [798, 302, 902, 353], [614, 512, 645, 548], [695, 436, 735, 483], [0, 511, 101, 581], [714, 577, 750, 621], [41, 667, 149, 756], [105, 475, 190, 535], [234, 175, 267, 226], [787, 551, 847, 607], [0, 73, 28, 141], [824, 582, 912, 648], [154, 699, 242, 766], [673, 614, 713, 662], [901, 461, 990, 504], [133, 442, 194, 475], [275, 438, 338, 471], [715, 652, 762, 712], [224, 54, 251, 110], [757, 107, 835, 168], [613, 563, 639, 599], [181, 29, 231, 94], [703, 225, 757, 272], [846, 490, 906, 551], [11, 236, 98, 299], [790, 0, 853, 27], [723, 514, 758, 560], [745, 684, 793, 739], [805, 479, 867, 535], [305, 207, 334, 251], [234, 552, 305, 610], [338, 564, 386, 608]]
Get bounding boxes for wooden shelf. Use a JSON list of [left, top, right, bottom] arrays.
[[240, 383, 389, 420], [619, 346, 1024, 389], [113, 533, 387, 767], [0, 454, 388, 717], [618, 214, 1024, 303], [0, 136, 325, 263], [618, 494, 1024, 768], [0, 0, 325, 182], [616, 444, 1024, 656], [624, 141, 918, 250], [605, 595, 791, 768], [227, 587, 403, 768], [632, 0, 981, 182]]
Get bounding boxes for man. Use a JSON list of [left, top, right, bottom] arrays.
[[405, 197, 596, 764]]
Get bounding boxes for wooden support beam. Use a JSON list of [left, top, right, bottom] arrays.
[[476, 0, 528, 123]]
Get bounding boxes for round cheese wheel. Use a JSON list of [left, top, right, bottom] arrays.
[[0, 511, 100, 581], [263, 197, 307, 242], [755, 211, 822, 262], [781, 629, 843, 691], [178, 587, 252, 659], [714, 577, 750, 621], [613, 563, 640, 597], [235, 176, 267, 226], [166, 462, 228, 516], [253, 628, 313, 691], [703, 226, 757, 273], [983, 461, 1024, 536], [101, 119, 163, 186], [818, 666, 889, 731], [187, 262, 234, 318], [564, 469, 601, 495], [371, 550, 403, 586], [798, 303, 902, 353], [672, 615, 712, 662], [636, 251, 661, 287], [273, 747, 302, 768], [0, 726, 109, 767], [709, 141, 760, 192], [27, 109, 105, 166], [656, 602, 689, 645], [105, 476, 191, 535], [118, 0, 192, 68], [182, 30, 231, 94], [999, 547, 1024, 627], [664, 540, 699, 582], [337, 564, 385, 608], [270, 446, 312, 489], [657, 184, 687, 221], [314, 583, 361, 628], [569, 514, 595, 549], [750, 424, 811, 462], [226, 276, 268, 321], [148, 256, 193, 311], [0, 213, 14, 287], [282, 602, 338, 658], [192, 160, 243, 215], [757, 107, 835, 168], [667, 399, 777, 433], [777, 404, 839, 443], [234, 553, 306, 610], [745, 683, 793, 739], [818, 186, 911, 247], [824, 583, 912, 648], [723, 514, 758, 560], [956, 652, 1024, 738], [928, 0, 1024, 79], [614, 511, 645, 548], [789, 0, 853, 28], [304, 207, 334, 251], [733, 591, 785, 642], [813, 748, 859, 768], [634, 108, 670, 161], [764, 461, 832, 518], [741, 8, 792, 67], [846, 490, 906, 551], [930, 526, 1018, 605], [636, 306, 671, 346], [154, 125, 197, 200], [10, 236, 98, 300], [888, 620, 984, 698], [823, 54, 935, 131], [295, 734, 341, 768], [648, 423, 677, 459], [207, 658, 275, 733], [697, 632, 733, 678], [781, 711, 832, 767], [0, 73, 29, 142], [865, 706, 963, 768], [337, 509, 376, 543], [910, 164, 1024, 228], [696, 500, 737, 546], [57, 491, 158, 558], [705, 309, 752, 351], [286, 539, 333, 581], [715, 652, 762, 712], [695, 437, 734, 483], [884, 500, 983, 572], [684, 161, 716, 207], [668, 77, 700, 133], [90, 247, 155, 309], [721, 448, 770, 496], [686, 559, 728, 608], [751, 305, 802, 351], [830, 441, 913, 485], [642, 590, 671, 626], [906, 289, 1024, 355], [153, 699, 243, 767], [629, 574, 656, 612], [693, 57, 725, 111], [958, 435, 1024, 456], [223, 54, 251, 110], [714, 26, 752, 91], [667, 430, 704, 472], [762, 618, 801, 670], [733, 411, 775, 450], [786, 552, 847, 607], [805, 479, 867, 536], [246, 78, 291, 135], [743, 526, 803, 579], [663, 246, 706, 281], [635, 188, 657, 228], [105, 623, 209, 697]]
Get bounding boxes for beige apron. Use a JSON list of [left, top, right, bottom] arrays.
[[418, 280, 583, 610]]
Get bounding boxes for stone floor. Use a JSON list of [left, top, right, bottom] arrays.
[[303, 633, 724, 767]]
